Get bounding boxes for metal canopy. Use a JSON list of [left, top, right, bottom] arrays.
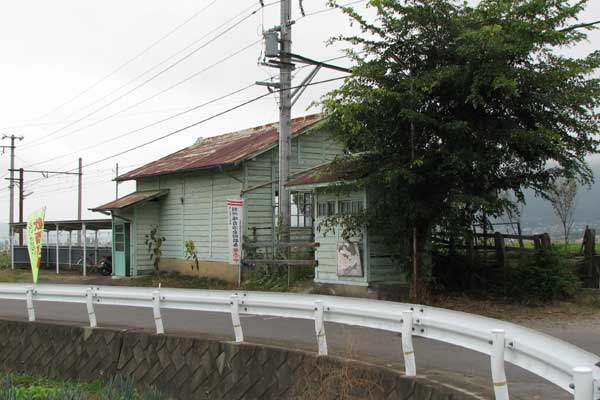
[[91, 190, 168, 212], [9, 219, 112, 232]]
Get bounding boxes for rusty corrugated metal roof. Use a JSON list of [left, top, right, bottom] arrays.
[[91, 190, 169, 211], [287, 159, 367, 187], [117, 114, 324, 181]]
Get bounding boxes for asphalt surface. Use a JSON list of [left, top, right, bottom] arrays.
[[0, 298, 597, 400]]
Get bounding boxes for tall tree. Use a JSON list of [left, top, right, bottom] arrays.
[[548, 178, 578, 249], [322, 0, 600, 300]]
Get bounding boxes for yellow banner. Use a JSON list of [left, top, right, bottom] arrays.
[[26, 207, 46, 284]]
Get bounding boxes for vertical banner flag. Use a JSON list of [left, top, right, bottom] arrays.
[[26, 207, 46, 284], [227, 199, 244, 265]]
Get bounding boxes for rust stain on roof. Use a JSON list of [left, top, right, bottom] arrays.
[[92, 190, 169, 211], [287, 159, 367, 187], [117, 114, 324, 181]]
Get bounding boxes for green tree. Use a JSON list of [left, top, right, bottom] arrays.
[[548, 178, 578, 249], [322, 0, 600, 300]]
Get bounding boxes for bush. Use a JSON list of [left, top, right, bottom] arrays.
[[496, 250, 579, 303]]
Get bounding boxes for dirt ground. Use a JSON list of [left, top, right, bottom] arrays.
[[430, 291, 600, 322], [2, 266, 599, 324]]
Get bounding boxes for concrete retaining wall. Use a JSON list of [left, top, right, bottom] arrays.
[[0, 319, 473, 400]]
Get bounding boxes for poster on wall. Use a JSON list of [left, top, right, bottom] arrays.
[[227, 199, 244, 265], [337, 241, 363, 277]]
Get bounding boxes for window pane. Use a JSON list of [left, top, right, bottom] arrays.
[[351, 200, 363, 214], [327, 201, 335, 216], [339, 200, 350, 215], [305, 204, 313, 227]]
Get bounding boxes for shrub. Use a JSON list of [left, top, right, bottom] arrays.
[[496, 250, 579, 303]]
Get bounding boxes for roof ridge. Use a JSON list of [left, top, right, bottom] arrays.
[[116, 113, 325, 181], [192, 113, 323, 147]]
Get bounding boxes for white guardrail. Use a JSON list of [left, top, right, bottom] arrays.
[[0, 283, 598, 400]]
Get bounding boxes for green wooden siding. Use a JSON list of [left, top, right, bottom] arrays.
[[134, 171, 243, 267], [182, 174, 212, 260], [158, 176, 184, 259], [133, 202, 159, 274], [313, 191, 368, 286], [243, 150, 276, 244], [242, 127, 345, 245], [124, 126, 345, 275]]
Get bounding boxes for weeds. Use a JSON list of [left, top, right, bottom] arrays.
[[242, 265, 314, 292], [0, 374, 164, 400], [121, 271, 229, 290], [292, 339, 382, 400]]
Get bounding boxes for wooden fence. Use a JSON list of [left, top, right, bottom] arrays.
[[433, 231, 552, 268]]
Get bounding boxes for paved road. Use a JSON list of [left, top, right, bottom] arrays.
[[0, 298, 597, 399]]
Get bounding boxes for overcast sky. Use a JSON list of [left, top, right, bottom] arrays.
[[0, 0, 598, 223]]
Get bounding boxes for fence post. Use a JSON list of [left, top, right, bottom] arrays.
[[152, 290, 164, 334], [401, 310, 416, 377], [314, 300, 328, 356], [494, 232, 507, 268], [230, 294, 244, 342], [573, 367, 594, 400], [491, 329, 509, 400], [25, 287, 35, 322], [85, 288, 97, 328]]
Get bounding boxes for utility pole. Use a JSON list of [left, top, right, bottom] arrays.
[[115, 163, 119, 199], [19, 168, 23, 246], [259, 1, 352, 245], [1, 135, 23, 268], [78, 157, 82, 221], [278, 0, 293, 243], [12, 167, 81, 243]]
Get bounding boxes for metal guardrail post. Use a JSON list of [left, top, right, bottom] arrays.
[[314, 300, 327, 356], [152, 291, 164, 334], [85, 288, 97, 328], [573, 367, 593, 400], [402, 310, 416, 377], [25, 287, 35, 322], [491, 329, 509, 400], [230, 295, 244, 342]]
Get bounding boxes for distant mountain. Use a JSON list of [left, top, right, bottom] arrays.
[[512, 162, 600, 240]]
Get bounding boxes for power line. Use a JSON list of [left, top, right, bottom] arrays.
[[24, 84, 258, 168], [31, 0, 221, 124], [22, 76, 347, 180], [43, 2, 269, 132], [0, 105, 236, 130], [24, 164, 144, 192], [23, 39, 261, 153], [21, 3, 270, 150], [80, 75, 348, 170]]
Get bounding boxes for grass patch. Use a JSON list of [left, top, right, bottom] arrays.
[[241, 265, 314, 292], [119, 271, 230, 290], [0, 373, 164, 399], [0, 252, 10, 269], [0, 373, 99, 399]]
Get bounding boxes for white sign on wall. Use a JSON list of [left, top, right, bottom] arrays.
[[337, 241, 363, 277], [227, 199, 244, 265]]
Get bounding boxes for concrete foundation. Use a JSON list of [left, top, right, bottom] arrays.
[[159, 258, 240, 284]]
